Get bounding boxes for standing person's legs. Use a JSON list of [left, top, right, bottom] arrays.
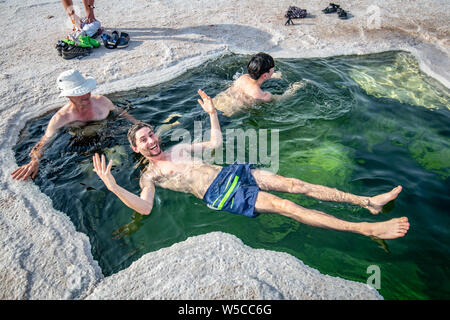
[[254, 191, 409, 239], [81, 0, 96, 23], [251, 169, 402, 214], [62, 0, 81, 29], [61, 1, 96, 29]]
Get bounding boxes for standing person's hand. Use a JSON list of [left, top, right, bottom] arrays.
[[70, 13, 82, 30], [84, 11, 96, 24], [92, 153, 116, 191], [197, 89, 216, 115]]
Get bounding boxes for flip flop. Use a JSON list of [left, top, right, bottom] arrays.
[[116, 32, 130, 49], [101, 33, 116, 49], [107, 31, 119, 47], [322, 3, 340, 14]]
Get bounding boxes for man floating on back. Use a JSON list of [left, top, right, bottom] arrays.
[[93, 89, 409, 240]]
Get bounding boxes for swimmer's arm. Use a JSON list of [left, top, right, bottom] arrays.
[[30, 114, 63, 160], [259, 81, 305, 103], [198, 89, 222, 150], [259, 91, 277, 102], [92, 153, 154, 215], [11, 112, 65, 180], [188, 89, 223, 152], [110, 182, 155, 216]]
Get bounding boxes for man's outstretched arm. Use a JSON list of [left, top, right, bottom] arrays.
[[93, 153, 155, 215], [11, 113, 64, 180], [261, 81, 306, 103], [190, 89, 223, 152]]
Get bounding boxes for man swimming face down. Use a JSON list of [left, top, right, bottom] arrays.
[[247, 52, 275, 81], [212, 52, 304, 117]]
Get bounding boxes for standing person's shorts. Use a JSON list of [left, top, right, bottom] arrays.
[[203, 162, 260, 218]]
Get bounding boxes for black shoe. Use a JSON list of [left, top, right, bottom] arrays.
[[62, 45, 92, 60], [337, 8, 348, 19], [284, 6, 307, 25], [322, 3, 340, 14], [55, 40, 68, 56]]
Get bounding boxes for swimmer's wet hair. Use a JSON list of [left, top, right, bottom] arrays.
[[247, 52, 275, 80], [128, 122, 154, 147]]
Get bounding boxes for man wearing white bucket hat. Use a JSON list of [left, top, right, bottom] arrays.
[[11, 69, 137, 181]]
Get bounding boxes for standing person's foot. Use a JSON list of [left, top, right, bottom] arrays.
[[367, 186, 403, 214], [361, 217, 410, 239]]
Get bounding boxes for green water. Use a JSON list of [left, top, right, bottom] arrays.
[[14, 51, 450, 299]]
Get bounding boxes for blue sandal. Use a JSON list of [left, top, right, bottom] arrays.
[[116, 32, 130, 49], [101, 33, 115, 49]]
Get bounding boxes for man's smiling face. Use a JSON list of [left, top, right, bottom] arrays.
[[132, 126, 162, 157]]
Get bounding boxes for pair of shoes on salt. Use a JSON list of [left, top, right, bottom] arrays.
[[101, 31, 130, 49], [322, 3, 348, 19]]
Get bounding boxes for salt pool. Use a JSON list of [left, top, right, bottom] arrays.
[[14, 51, 450, 299]]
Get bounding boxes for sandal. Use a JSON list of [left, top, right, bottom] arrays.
[[116, 32, 130, 49], [101, 33, 116, 49], [337, 8, 348, 19], [107, 31, 119, 47], [322, 3, 340, 14]]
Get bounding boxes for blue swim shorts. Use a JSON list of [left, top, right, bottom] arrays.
[[203, 162, 260, 218]]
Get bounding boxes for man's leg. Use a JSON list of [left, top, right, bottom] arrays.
[[81, 0, 96, 23], [251, 169, 402, 215], [62, 0, 82, 29], [254, 191, 409, 239]]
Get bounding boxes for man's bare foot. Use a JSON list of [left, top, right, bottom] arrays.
[[367, 186, 402, 215], [361, 217, 410, 239]]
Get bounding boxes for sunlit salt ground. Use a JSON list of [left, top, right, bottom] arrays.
[[14, 51, 450, 299]]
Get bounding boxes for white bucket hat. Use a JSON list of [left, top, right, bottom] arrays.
[[57, 69, 97, 97]]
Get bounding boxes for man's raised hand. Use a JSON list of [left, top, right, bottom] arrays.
[[197, 89, 216, 115], [92, 153, 116, 191]]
